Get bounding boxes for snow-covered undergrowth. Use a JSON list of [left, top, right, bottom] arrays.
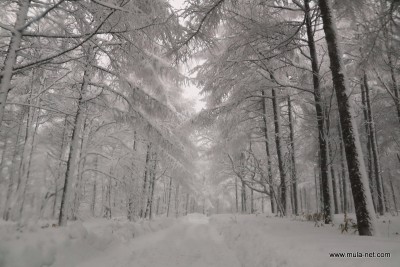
[[210, 214, 400, 267], [0, 217, 175, 267]]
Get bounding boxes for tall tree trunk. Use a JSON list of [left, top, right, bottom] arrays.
[[146, 152, 157, 219], [314, 167, 319, 213], [261, 90, 275, 214], [17, 102, 40, 219], [241, 181, 246, 213], [271, 88, 288, 215], [360, 79, 377, 210], [175, 183, 180, 218], [235, 176, 239, 213], [58, 65, 91, 226], [250, 189, 254, 214], [288, 95, 298, 215], [338, 121, 348, 214], [0, 0, 30, 128], [91, 156, 98, 217], [72, 116, 88, 220], [363, 74, 385, 215], [383, 21, 400, 124], [2, 111, 24, 220], [185, 193, 190, 215], [318, 0, 377, 235], [305, 0, 332, 223], [388, 171, 398, 216], [53, 116, 68, 218], [140, 142, 152, 218], [328, 140, 339, 214], [167, 176, 172, 217], [0, 135, 9, 183]]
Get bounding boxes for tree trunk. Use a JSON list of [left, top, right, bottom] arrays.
[[250, 189, 254, 214], [0, 0, 30, 128], [16, 101, 40, 219], [363, 74, 385, 215], [72, 116, 88, 220], [235, 176, 239, 213], [241, 181, 246, 213], [185, 193, 190, 215], [388, 171, 398, 215], [146, 152, 157, 219], [167, 177, 172, 217], [58, 65, 91, 226], [0, 135, 9, 183], [271, 88, 288, 215], [53, 116, 68, 218], [175, 183, 180, 218], [318, 0, 377, 235], [261, 90, 275, 214], [288, 95, 298, 215], [3, 111, 24, 220], [305, 0, 332, 223], [328, 140, 339, 214], [383, 21, 400, 124], [314, 167, 319, 213], [140, 142, 152, 218], [360, 78, 377, 210]]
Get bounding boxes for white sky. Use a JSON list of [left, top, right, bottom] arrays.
[[169, 0, 205, 112]]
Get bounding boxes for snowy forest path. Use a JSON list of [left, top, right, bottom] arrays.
[[77, 213, 242, 267]]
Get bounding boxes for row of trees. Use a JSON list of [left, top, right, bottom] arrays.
[[192, 0, 400, 236], [0, 0, 204, 226]]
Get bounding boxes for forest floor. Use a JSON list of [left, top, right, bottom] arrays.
[[1, 213, 400, 267]]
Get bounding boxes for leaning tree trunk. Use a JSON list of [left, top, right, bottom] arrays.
[[318, 0, 377, 235], [261, 90, 276, 214], [58, 65, 91, 226], [304, 0, 333, 223], [288, 95, 298, 215], [271, 88, 288, 215], [0, 0, 30, 129]]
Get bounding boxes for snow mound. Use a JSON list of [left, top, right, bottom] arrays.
[[210, 214, 400, 267], [0, 217, 175, 267]]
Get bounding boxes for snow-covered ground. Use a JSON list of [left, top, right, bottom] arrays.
[[1, 213, 399, 267], [0, 217, 176, 267], [211, 213, 400, 267]]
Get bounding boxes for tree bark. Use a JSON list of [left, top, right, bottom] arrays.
[[363, 74, 385, 215], [58, 64, 91, 226], [360, 78, 377, 210], [167, 176, 172, 217], [261, 90, 275, 214], [175, 183, 180, 218], [145, 152, 157, 219], [305, 0, 332, 223], [53, 116, 68, 218], [271, 88, 288, 215], [235, 176, 239, 213], [140, 142, 152, 218], [2, 110, 24, 221], [318, 0, 377, 235], [288, 95, 298, 215], [0, 0, 30, 128]]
